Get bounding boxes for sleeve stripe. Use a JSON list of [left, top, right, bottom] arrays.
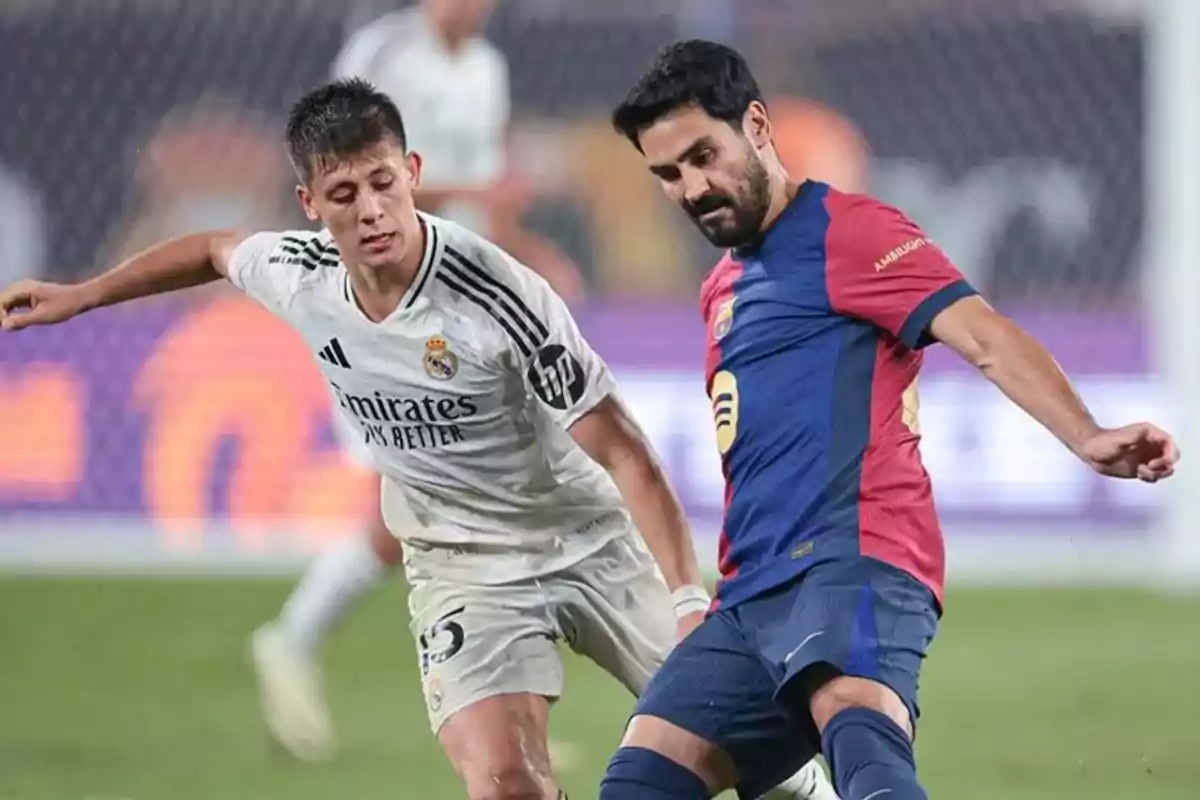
[[439, 256, 548, 355], [275, 235, 340, 270], [280, 235, 326, 261], [443, 245, 550, 340], [897, 279, 977, 350], [435, 270, 534, 358]]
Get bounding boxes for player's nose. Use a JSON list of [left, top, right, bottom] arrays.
[[680, 167, 711, 203], [358, 191, 385, 222]]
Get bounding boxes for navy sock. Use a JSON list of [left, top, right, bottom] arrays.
[[821, 707, 927, 800], [600, 746, 711, 799]]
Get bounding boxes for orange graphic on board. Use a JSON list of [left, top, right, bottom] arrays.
[[0, 366, 84, 499], [770, 97, 870, 194], [134, 297, 375, 550]]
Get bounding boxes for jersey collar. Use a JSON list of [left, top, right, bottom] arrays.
[[401, 213, 441, 310], [339, 213, 441, 321], [732, 179, 816, 261]]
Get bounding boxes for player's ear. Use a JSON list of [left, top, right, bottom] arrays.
[[296, 184, 320, 222], [743, 101, 772, 149], [405, 150, 423, 190]]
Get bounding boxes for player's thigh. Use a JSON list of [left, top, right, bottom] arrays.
[[407, 577, 564, 736], [557, 536, 675, 696], [768, 557, 940, 737], [438, 692, 558, 799], [626, 610, 817, 799]]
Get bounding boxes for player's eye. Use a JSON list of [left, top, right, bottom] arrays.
[[372, 175, 395, 191], [691, 148, 716, 166], [650, 166, 681, 183]]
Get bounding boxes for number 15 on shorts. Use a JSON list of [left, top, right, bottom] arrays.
[[419, 606, 466, 677]]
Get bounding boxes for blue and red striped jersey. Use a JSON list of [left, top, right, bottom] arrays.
[[701, 181, 975, 611]]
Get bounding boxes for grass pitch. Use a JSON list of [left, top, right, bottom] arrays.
[[1, 579, 1197, 799]]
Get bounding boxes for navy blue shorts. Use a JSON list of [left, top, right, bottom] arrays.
[[632, 556, 939, 799]]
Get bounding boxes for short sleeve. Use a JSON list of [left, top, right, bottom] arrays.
[[226, 231, 314, 317], [443, 239, 616, 429], [513, 264, 615, 429], [824, 193, 976, 349]]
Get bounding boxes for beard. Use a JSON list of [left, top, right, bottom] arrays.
[[683, 154, 772, 249]]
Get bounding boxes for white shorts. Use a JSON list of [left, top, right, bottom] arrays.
[[406, 535, 675, 733]]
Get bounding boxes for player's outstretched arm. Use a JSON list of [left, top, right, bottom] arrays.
[[0, 230, 249, 331], [929, 295, 1179, 482], [569, 396, 710, 637], [824, 193, 1179, 484]]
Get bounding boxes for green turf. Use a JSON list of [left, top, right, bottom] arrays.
[[1, 579, 1197, 799]]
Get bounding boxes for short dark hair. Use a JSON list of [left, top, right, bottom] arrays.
[[612, 40, 764, 150], [285, 78, 407, 182]]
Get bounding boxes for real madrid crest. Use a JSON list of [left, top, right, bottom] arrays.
[[423, 335, 458, 380], [713, 296, 736, 340]]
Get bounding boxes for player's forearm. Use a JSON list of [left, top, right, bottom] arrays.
[[963, 316, 1101, 455], [606, 451, 704, 591], [569, 396, 705, 591], [78, 232, 227, 312]]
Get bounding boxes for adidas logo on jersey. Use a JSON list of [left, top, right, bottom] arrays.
[[317, 338, 351, 369]]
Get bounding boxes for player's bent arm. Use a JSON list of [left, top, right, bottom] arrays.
[[569, 395, 706, 594], [78, 230, 249, 311], [928, 294, 1101, 455]]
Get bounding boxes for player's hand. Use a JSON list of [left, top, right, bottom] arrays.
[[0, 280, 90, 331], [1078, 423, 1180, 482], [675, 611, 705, 642]]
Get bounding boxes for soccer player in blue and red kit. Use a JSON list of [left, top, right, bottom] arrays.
[[599, 40, 1181, 800]]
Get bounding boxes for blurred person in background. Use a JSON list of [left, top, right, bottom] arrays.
[[333, 0, 584, 301]]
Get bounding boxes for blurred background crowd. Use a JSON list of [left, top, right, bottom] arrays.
[[0, 0, 1145, 307]]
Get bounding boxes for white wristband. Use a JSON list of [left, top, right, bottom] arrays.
[[672, 584, 711, 619]]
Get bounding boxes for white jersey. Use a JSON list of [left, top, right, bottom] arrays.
[[332, 9, 508, 233], [226, 214, 632, 583]]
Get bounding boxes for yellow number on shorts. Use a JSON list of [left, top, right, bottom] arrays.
[[710, 370, 740, 455]]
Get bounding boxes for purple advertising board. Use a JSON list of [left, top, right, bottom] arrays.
[[0, 298, 1164, 560]]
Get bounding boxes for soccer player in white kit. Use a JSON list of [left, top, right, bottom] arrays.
[[0, 80, 835, 800], [250, 1, 586, 764]]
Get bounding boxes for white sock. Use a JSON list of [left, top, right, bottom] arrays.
[[761, 759, 839, 799], [276, 534, 387, 658]]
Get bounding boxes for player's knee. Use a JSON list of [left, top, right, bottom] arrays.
[[462, 762, 555, 800], [807, 673, 912, 739], [601, 746, 711, 799], [614, 714, 734, 792], [441, 695, 558, 800]]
